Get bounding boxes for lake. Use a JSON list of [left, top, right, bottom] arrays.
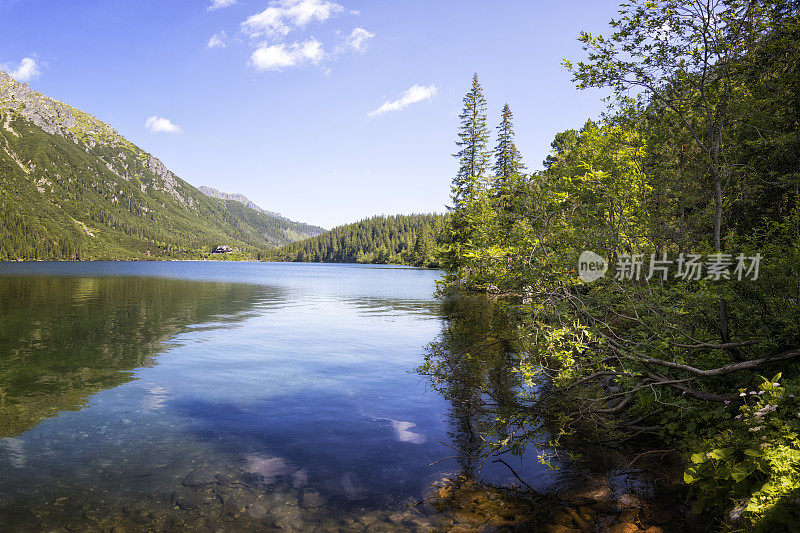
[[0, 262, 565, 531]]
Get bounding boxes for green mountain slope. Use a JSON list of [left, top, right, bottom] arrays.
[[0, 70, 323, 260], [271, 213, 446, 267], [197, 185, 325, 244]]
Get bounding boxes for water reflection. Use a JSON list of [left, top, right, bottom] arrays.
[[344, 296, 442, 318], [0, 264, 572, 531], [0, 265, 457, 530], [419, 292, 557, 489], [0, 276, 272, 438]]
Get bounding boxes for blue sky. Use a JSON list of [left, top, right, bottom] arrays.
[[0, 0, 614, 228]]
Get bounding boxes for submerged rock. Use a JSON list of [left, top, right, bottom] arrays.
[[545, 526, 584, 533], [605, 523, 640, 533], [245, 501, 270, 520], [301, 490, 327, 509], [174, 490, 219, 510], [618, 508, 639, 523], [617, 493, 645, 509], [215, 472, 237, 486], [182, 468, 217, 487]]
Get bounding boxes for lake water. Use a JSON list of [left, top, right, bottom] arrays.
[[0, 262, 564, 531]]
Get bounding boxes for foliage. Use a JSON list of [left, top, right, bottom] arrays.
[[493, 104, 526, 185], [270, 213, 446, 267], [432, 3, 800, 531], [684, 374, 800, 530], [452, 73, 492, 208]]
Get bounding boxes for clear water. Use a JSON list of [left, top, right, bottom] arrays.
[[0, 262, 560, 531]]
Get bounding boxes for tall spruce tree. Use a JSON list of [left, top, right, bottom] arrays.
[[493, 104, 525, 187], [452, 74, 491, 208], [443, 74, 493, 281]]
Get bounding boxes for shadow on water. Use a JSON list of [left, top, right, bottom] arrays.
[[418, 292, 546, 479], [0, 276, 275, 438], [418, 292, 701, 531]]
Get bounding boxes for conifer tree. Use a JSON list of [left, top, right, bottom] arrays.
[[452, 74, 491, 208], [443, 74, 493, 281], [493, 104, 525, 187], [413, 226, 436, 266]]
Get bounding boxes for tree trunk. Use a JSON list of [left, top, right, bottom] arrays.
[[712, 166, 723, 253]]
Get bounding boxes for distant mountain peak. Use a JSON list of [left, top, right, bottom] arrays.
[[198, 186, 276, 216]]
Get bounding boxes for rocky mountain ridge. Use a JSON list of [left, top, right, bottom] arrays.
[[1, 70, 193, 207], [199, 186, 281, 219]]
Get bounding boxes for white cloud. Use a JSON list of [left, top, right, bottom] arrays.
[[207, 31, 227, 49], [239, 0, 368, 74], [244, 7, 288, 39], [341, 27, 374, 54], [368, 85, 439, 117], [145, 116, 182, 134], [242, 0, 343, 39], [207, 0, 236, 11], [250, 37, 324, 71], [7, 58, 40, 82]]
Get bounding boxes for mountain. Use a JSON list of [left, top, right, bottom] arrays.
[[198, 186, 324, 240], [271, 213, 446, 267], [198, 186, 277, 217], [0, 70, 323, 260]]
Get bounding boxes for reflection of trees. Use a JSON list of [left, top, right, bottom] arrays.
[[0, 276, 271, 437], [344, 297, 442, 317], [419, 292, 540, 481]]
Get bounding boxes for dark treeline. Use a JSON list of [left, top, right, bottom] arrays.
[[271, 214, 446, 267], [424, 2, 800, 530]]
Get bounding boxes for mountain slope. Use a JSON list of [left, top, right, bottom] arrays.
[[0, 70, 319, 260], [271, 213, 446, 267], [198, 185, 325, 241]]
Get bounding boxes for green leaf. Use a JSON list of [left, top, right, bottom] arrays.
[[731, 465, 752, 482], [707, 448, 734, 461]]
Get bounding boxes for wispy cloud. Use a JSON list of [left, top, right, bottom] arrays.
[[242, 0, 343, 39], [368, 85, 439, 117], [250, 38, 324, 71], [207, 30, 228, 49], [239, 0, 368, 74], [145, 116, 182, 134], [339, 27, 374, 54], [208, 0, 236, 11], [6, 58, 40, 82]]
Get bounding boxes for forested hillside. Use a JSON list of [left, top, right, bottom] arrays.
[[0, 71, 322, 260], [426, 3, 800, 530], [272, 214, 446, 267]]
